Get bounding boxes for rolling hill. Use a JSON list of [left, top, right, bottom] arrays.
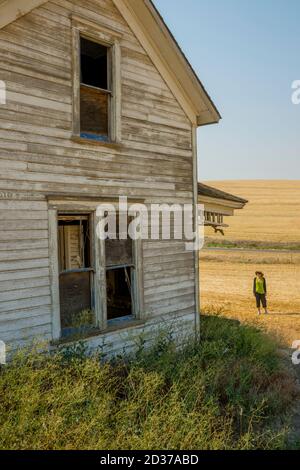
[[204, 180, 300, 244]]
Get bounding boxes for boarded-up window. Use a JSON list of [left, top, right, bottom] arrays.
[[80, 37, 111, 141]]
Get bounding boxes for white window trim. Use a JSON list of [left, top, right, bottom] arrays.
[[71, 16, 122, 144]]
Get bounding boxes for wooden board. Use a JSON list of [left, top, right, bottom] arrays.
[[0, 0, 197, 352]]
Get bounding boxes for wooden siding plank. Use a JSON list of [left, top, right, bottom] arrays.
[[0, 267, 50, 283], [0, 276, 50, 293]]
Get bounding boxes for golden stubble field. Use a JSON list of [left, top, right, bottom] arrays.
[[200, 180, 300, 346], [205, 180, 300, 243]]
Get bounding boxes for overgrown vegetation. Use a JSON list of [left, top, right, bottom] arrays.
[[0, 316, 297, 450]]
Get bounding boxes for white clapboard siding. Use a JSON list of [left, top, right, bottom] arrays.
[[72, 312, 196, 358], [0, 267, 50, 283], [0, 305, 52, 322], [1, 323, 52, 344], [0, 276, 50, 293], [0, 0, 196, 353], [0, 197, 51, 347]]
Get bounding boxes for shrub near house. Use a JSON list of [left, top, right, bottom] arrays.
[[0, 316, 296, 450]]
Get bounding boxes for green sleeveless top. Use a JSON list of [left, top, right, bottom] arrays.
[[255, 278, 265, 294]]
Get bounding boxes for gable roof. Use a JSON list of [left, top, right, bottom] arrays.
[[198, 182, 248, 205], [147, 0, 221, 124], [0, 0, 221, 126]]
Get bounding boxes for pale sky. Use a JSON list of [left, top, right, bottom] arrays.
[[153, 0, 300, 180]]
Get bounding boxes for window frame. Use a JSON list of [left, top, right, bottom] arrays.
[[105, 214, 136, 324], [49, 201, 144, 342], [71, 18, 121, 144]]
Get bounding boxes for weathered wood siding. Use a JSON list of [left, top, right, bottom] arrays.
[[0, 195, 52, 350], [0, 0, 196, 352]]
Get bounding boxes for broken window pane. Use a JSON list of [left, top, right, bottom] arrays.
[[80, 37, 111, 141], [58, 216, 90, 271], [58, 214, 95, 337], [105, 238, 133, 267], [60, 272, 94, 330], [80, 37, 108, 89], [106, 267, 133, 321], [105, 214, 135, 321]]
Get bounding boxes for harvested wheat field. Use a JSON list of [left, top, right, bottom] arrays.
[[200, 180, 300, 347], [205, 180, 300, 243], [200, 249, 300, 346]]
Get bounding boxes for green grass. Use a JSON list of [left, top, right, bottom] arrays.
[[0, 316, 297, 450], [205, 238, 300, 251]]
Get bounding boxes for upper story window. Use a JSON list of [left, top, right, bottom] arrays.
[[71, 17, 121, 144], [80, 38, 111, 142]]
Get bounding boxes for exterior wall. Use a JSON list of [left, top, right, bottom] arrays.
[[58, 311, 196, 358], [0, 194, 52, 351], [0, 0, 196, 353]]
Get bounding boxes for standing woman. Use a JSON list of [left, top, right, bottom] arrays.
[[253, 271, 268, 315]]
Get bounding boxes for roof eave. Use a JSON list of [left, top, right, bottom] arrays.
[[146, 0, 221, 126], [198, 183, 249, 206], [199, 194, 248, 210], [197, 111, 221, 127]]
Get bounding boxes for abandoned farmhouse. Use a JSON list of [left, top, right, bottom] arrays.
[[0, 0, 221, 355]]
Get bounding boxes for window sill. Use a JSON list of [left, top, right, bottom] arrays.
[[51, 318, 145, 348], [71, 135, 122, 150]]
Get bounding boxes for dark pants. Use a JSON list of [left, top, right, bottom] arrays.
[[255, 293, 267, 309]]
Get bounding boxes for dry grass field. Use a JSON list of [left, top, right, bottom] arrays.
[[200, 180, 300, 346], [205, 180, 300, 243], [200, 249, 300, 346]]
